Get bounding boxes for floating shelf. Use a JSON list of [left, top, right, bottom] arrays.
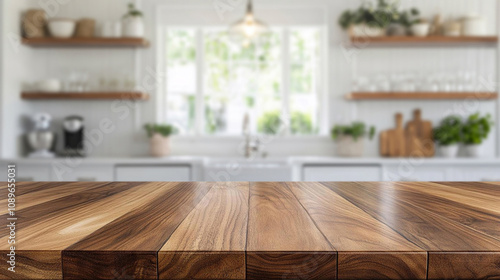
[[345, 92, 499, 100], [350, 36, 498, 46], [22, 37, 150, 48], [21, 92, 150, 100]]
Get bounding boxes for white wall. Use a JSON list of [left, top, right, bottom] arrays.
[[0, 0, 498, 158]]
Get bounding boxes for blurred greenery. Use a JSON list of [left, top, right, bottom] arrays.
[[462, 113, 493, 145], [433, 116, 463, 146], [291, 112, 314, 135], [258, 111, 283, 135], [331, 122, 376, 142], [144, 123, 176, 138]]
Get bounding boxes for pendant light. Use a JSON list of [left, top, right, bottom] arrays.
[[228, 0, 268, 46]]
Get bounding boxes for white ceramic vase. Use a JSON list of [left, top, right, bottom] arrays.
[[336, 135, 364, 157], [437, 144, 459, 158], [150, 133, 170, 157], [350, 24, 385, 37], [464, 144, 482, 158], [122, 16, 144, 38], [411, 23, 430, 37]]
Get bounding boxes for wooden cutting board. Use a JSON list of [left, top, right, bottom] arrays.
[[387, 113, 406, 157], [405, 109, 435, 157]]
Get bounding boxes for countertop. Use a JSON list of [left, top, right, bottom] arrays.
[[3, 156, 500, 166], [1, 181, 500, 279]]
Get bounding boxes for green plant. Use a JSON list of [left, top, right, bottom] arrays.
[[331, 122, 376, 142], [125, 3, 143, 17], [144, 124, 176, 138], [462, 113, 494, 145], [338, 0, 419, 30], [433, 116, 463, 146], [258, 111, 283, 135], [291, 112, 314, 135]]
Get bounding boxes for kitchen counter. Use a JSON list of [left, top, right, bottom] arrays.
[[1, 181, 499, 279]]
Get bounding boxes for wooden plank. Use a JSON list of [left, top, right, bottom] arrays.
[[428, 252, 500, 280], [0, 182, 109, 214], [21, 92, 150, 100], [22, 37, 149, 47], [63, 182, 213, 280], [0, 182, 169, 279], [434, 181, 500, 197], [323, 182, 500, 280], [246, 182, 336, 280], [350, 35, 498, 44], [388, 182, 500, 238], [158, 182, 249, 280], [322, 182, 500, 251], [288, 182, 426, 279], [345, 92, 498, 100]]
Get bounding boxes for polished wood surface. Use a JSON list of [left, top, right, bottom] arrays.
[[0, 181, 499, 279], [350, 36, 498, 45], [345, 92, 498, 100]]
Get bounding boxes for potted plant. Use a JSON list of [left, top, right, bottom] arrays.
[[122, 3, 144, 38], [144, 123, 176, 157], [331, 122, 375, 157], [433, 116, 462, 158], [338, 0, 394, 37], [410, 18, 430, 37], [462, 113, 493, 157], [387, 5, 420, 36]]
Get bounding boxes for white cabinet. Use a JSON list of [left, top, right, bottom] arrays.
[[50, 164, 114, 181], [13, 164, 51, 182], [115, 165, 192, 181], [382, 165, 447, 181], [303, 165, 381, 181], [449, 166, 500, 181]]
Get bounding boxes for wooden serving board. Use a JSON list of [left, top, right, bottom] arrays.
[[1, 181, 500, 279]]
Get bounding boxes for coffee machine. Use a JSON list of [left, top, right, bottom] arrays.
[[63, 116, 85, 157]]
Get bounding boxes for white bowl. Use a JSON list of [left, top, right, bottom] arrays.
[[36, 79, 62, 92], [411, 23, 430, 37], [48, 19, 76, 38]]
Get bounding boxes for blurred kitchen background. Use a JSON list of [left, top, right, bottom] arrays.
[[0, 0, 499, 182]]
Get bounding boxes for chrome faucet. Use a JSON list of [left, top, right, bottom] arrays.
[[242, 113, 260, 158]]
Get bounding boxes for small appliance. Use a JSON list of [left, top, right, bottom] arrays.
[[27, 113, 56, 158], [63, 116, 85, 157]]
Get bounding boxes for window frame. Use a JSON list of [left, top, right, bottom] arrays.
[[160, 25, 329, 138]]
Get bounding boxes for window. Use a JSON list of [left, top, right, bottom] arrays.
[[164, 27, 324, 136]]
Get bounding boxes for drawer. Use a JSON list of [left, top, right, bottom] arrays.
[[303, 165, 381, 181], [115, 165, 191, 181]]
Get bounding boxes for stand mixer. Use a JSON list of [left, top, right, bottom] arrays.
[[26, 113, 56, 158]]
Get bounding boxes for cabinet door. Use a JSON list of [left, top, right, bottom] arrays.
[[14, 165, 51, 182], [303, 165, 381, 181], [450, 166, 500, 181], [50, 165, 114, 182], [382, 165, 447, 181], [115, 165, 191, 181]]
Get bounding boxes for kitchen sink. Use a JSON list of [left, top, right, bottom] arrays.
[[203, 157, 293, 181]]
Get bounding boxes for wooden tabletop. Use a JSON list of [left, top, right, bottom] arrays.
[[1, 181, 500, 280]]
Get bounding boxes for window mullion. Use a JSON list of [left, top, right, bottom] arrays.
[[282, 28, 291, 136], [195, 28, 205, 136]]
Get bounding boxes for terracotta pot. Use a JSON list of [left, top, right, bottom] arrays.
[[150, 134, 170, 157], [336, 135, 364, 157]]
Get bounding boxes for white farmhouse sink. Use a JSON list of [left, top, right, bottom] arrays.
[[203, 157, 293, 181]]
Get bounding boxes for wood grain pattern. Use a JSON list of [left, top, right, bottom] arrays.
[[21, 91, 150, 100], [1, 181, 500, 279], [159, 182, 249, 279], [338, 253, 427, 280], [428, 252, 500, 280], [288, 182, 426, 279], [246, 182, 335, 279], [21, 37, 150, 47], [63, 182, 212, 279]]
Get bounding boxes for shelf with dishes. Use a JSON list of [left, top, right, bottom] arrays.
[[21, 92, 150, 101], [345, 92, 498, 100]]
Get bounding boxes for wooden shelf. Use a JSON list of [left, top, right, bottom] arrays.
[[22, 37, 150, 48], [346, 92, 498, 100], [350, 36, 498, 46], [21, 92, 150, 100]]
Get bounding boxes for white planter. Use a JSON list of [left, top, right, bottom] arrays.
[[411, 23, 430, 37], [122, 16, 144, 38], [350, 24, 385, 37], [150, 134, 170, 157], [437, 144, 459, 158], [336, 135, 364, 157], [464, 144, 482, 158]]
